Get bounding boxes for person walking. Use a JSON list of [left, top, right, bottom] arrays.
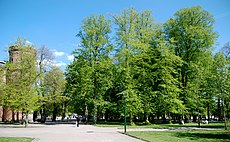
[[76, 115, 80, 127]]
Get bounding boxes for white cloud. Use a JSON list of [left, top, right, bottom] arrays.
[[25, 40, 33, 45], [54, 51, 65, 57], [37, 59, 66, 67], [67, 55, 74, 61], [53, 61, 67, 67]]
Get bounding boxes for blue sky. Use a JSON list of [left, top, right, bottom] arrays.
[[1, 0, 230, 70]]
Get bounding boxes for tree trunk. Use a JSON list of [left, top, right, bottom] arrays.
[[17, 111, 19, 122], [61, 102, 67, 120], [157, 115, 160, 120], [40, 104, 46, 123], [222, 100, 227, 130], [146, 114, 149, 122], [2, 107, 5, 122], [184, 115, 189, 123], [217, 97, 221, 121], [130, 113, 133, 124], [207, 103, 210, 121], [25, 112, 29, 128], [178, 115, 184, 125], [198, 114, 201, 128], [168, 113, 172, 124], [33, 111, 38, 122], [172, 115, 176, 123], [12, 110, 15, 123], [93, 102, 97, 125], [85, 104, 88, 124], [149, 114, 154, 122], [105, 109, 108, 121], [193, 115, 197, 122], [162, 114, 167, 123], [52, 104, 57, 122], [226, 103, 229, 119]]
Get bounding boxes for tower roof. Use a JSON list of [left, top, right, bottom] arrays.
[[0, 61, 5, 68], [9, 45, 19, 52]]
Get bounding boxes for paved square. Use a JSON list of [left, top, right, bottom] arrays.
[[0, 124, 143, 142]]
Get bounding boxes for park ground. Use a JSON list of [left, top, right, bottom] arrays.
[[0, 122, 230, 142], [0, 124, 142, 142]]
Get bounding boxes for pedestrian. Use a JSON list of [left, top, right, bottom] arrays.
[[76, 115, 80, 127]]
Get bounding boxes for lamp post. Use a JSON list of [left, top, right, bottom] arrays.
[[123, 92, 126, 133]]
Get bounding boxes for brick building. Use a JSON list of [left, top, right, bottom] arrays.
[[0, 61, 6, 121], [0, 46, 23, 122]]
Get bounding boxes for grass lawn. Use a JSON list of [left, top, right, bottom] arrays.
[[95, 122, 124, 127], [127, 130, 230, 142], [0, 137, 32, 142], [96, 121, 226, 129], [129, 122, 226, 129]]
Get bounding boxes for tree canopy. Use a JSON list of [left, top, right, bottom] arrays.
[[2, 6, 229, 129], [65, 6, 230, 127]]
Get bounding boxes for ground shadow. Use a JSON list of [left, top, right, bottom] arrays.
[[175, 131, 230, 141]]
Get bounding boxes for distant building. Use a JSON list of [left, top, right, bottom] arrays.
[[0, 46, 24, 122], [0, 61, 6, 122], [9, 45, 20, 62]]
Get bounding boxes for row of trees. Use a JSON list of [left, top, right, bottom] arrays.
[[0, 6, 229, 129], [0, 39, 67, 127], [66, 6, 230, 128]]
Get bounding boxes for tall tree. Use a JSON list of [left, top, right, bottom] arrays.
[[152, 44, 184, 122], [198, 52, 214, 122], [128, 10, 159, 122], [5, 38, 40, 127], [43, 67, 68, 121], [66, 56, 93, 123], [36, 45, 54, 123], [164, 6, 217, 122], [113, 8, 144, 123], [66, 15, 112, 124], [212, 52, 228, 129], [221, 42, 230, 58], [188, 51, 213, 126]]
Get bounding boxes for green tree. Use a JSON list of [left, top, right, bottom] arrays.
[[43, 67, 68, 121], [221, 42, 230, 128], [198, 52, 214, 123], [66, 15, 112, 124], [212, 52, 228, 129], [188, 51, 214, 126], [221, 42, 230, 58], [36, 45, 54, 123], [133, 37, 184, 123], [4, 38, 40, 127], [113, 8, 145, 123], [0, 62, 6, 110], [132, 10, 156, 123], [164, 6, 217, 122], [66, 56, 93, 123], [152, 45, 184, 122]]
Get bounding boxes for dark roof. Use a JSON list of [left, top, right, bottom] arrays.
[[9, 46, 19, 52], [0, 61, 5, 68]]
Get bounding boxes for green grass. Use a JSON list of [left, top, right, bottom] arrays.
[[96, 121, 225, 129], [130, 122, 225, 129], [127, 130, 230, 142], [95, 122, 124, 127], [0, 137, 32, 142]]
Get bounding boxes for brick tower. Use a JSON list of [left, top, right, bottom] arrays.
[[1, 46, 23, 122], [9, 46, 20, 63]]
